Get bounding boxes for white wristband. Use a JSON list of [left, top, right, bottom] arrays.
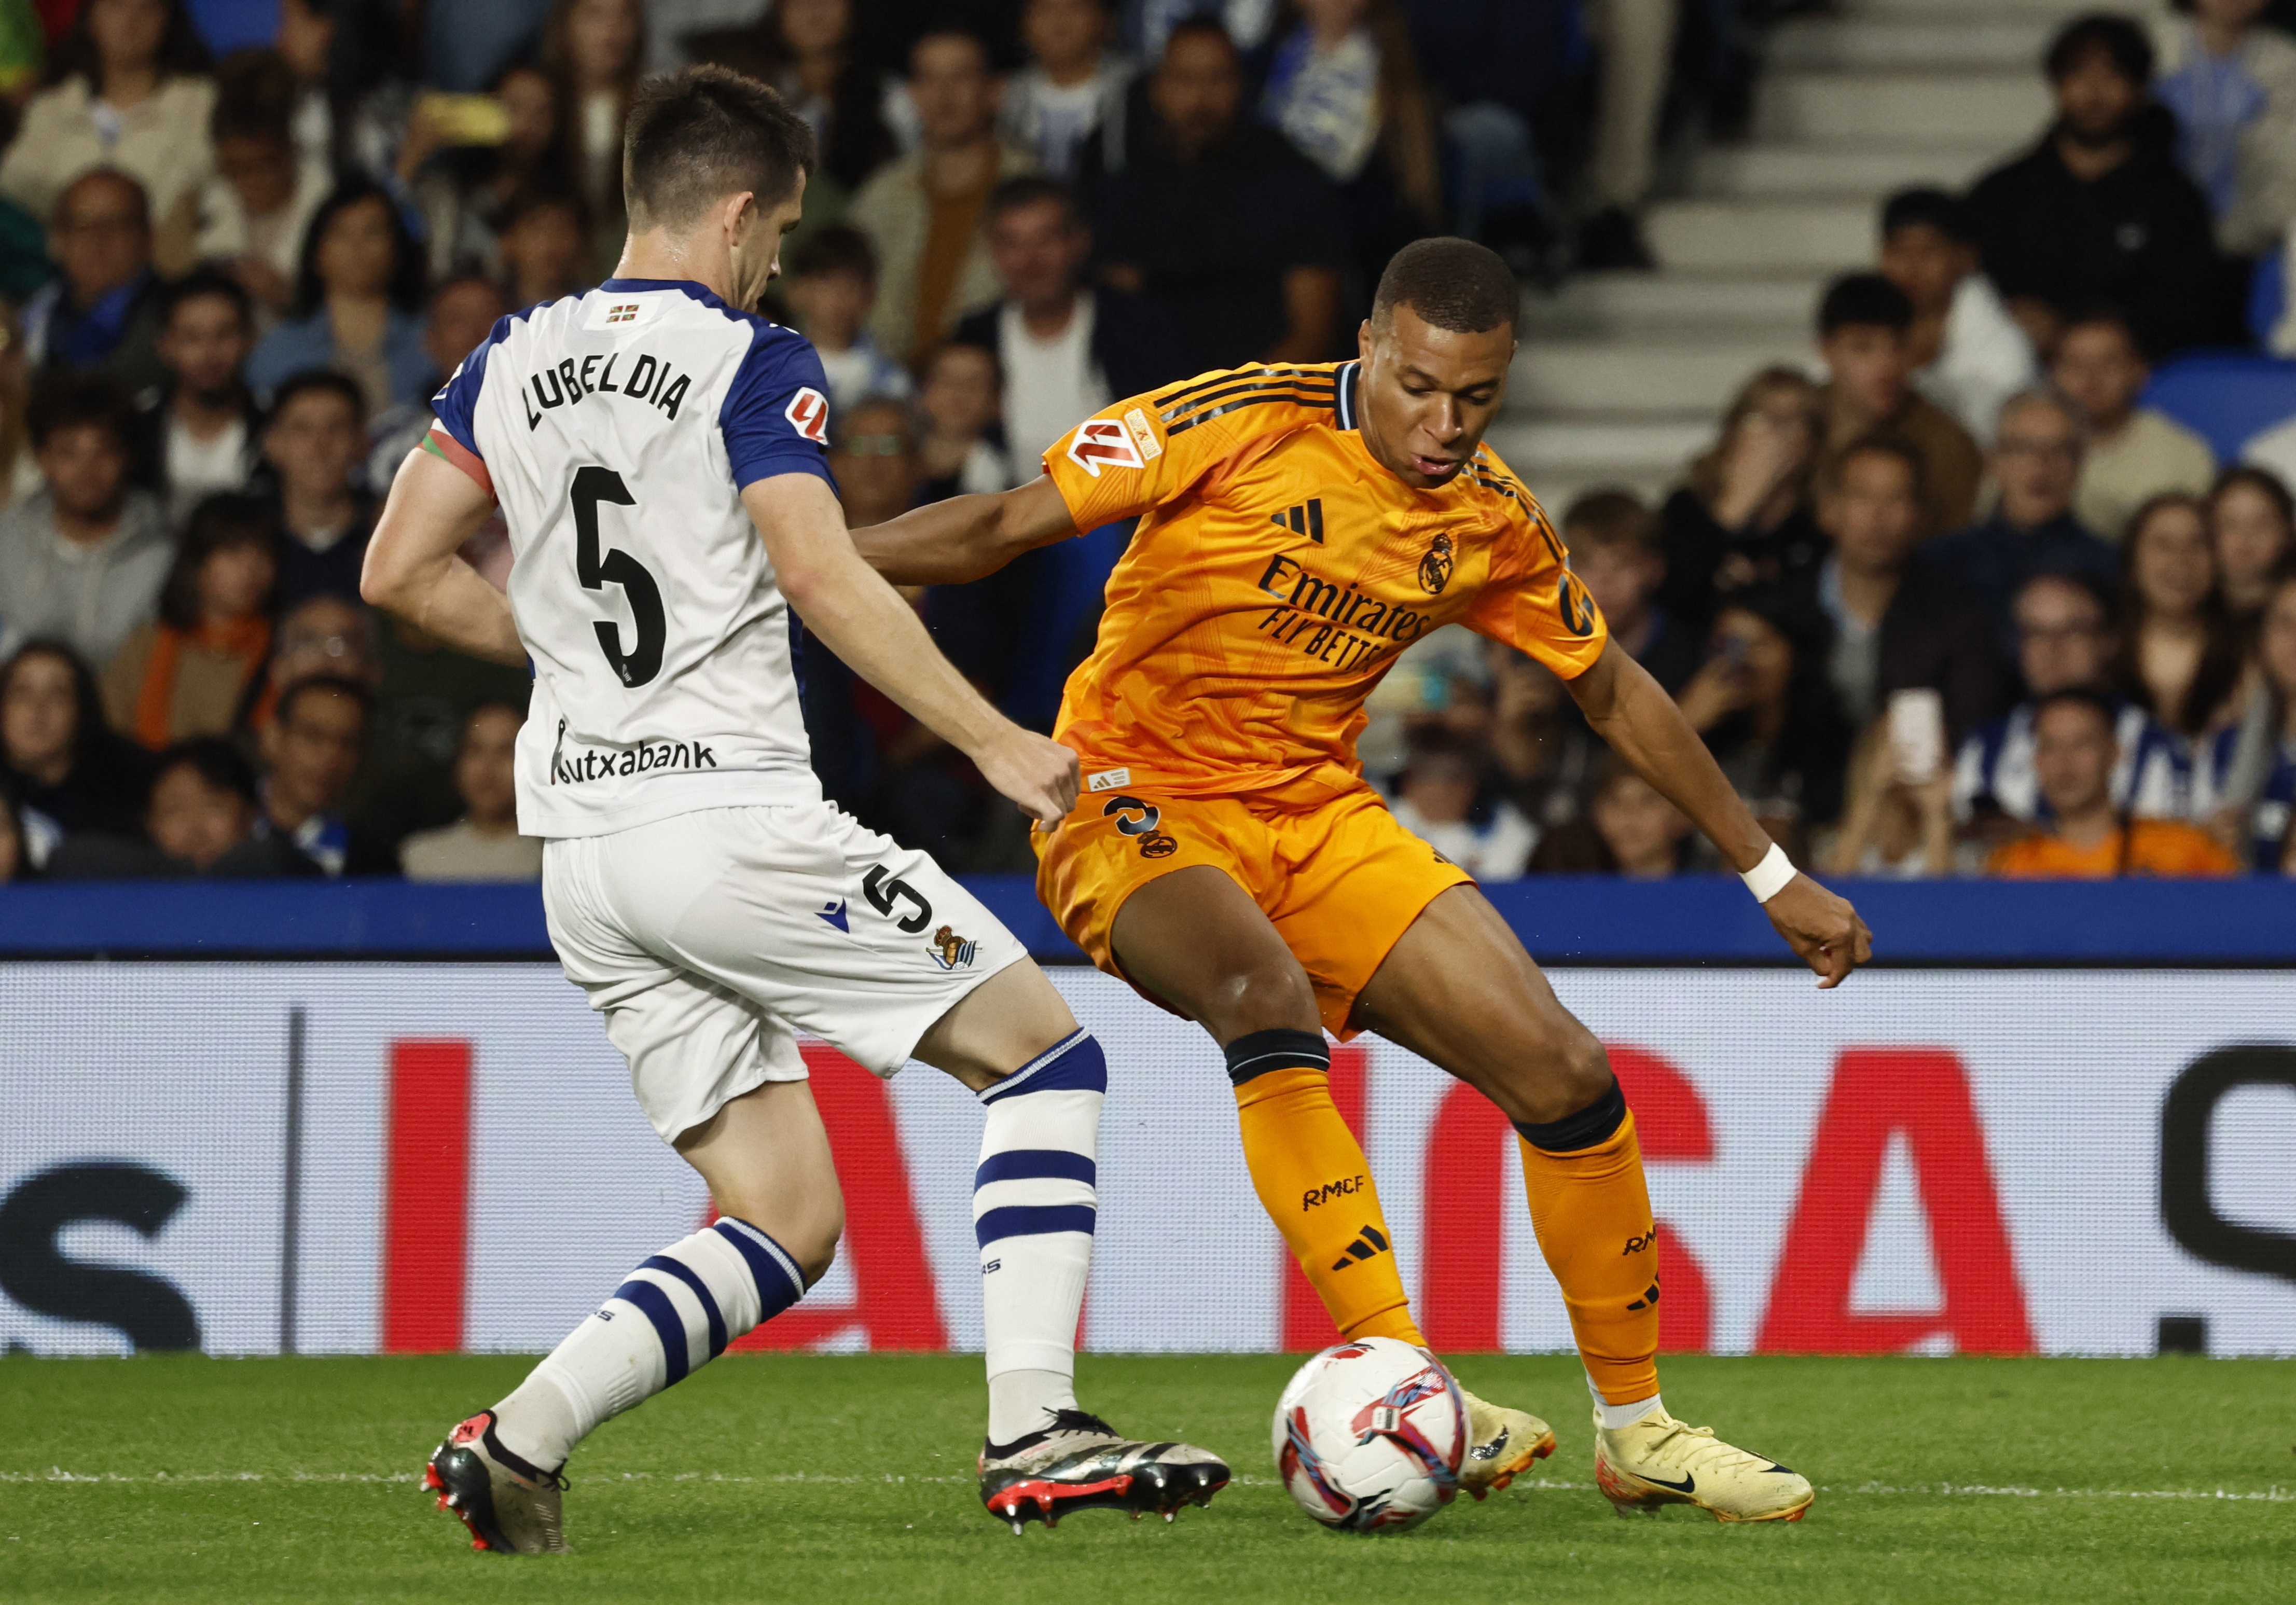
[[1740, 842, 1797, 904]]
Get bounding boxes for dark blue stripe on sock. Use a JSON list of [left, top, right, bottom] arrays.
[[974, 1149, 1097, 1189], [640, 1254, 727, 1359], [712, 1218, 807, 1316], [613, 1276, 690, 1386], [976, 1202, 1098, 1248], [980, 1033, 1108, 1103]]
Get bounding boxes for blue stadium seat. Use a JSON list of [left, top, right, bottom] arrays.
[[2140, 352, 2296, 464]]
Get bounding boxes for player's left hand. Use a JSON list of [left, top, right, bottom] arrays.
[[1764, 873, 1872, 989], [975, 728, 1081, 828]]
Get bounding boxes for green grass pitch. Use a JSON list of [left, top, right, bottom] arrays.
[[3, 1352, 2290, 1602]]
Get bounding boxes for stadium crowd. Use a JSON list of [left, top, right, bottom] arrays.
[[0, 0, 2290, 889]]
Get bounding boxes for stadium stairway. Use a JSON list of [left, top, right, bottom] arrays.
[[1496, 0, 2170, 517]]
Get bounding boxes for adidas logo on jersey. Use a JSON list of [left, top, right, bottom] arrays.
[[1269, 499, 1325, 543]]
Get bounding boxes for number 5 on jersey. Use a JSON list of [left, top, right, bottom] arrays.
[[572, 465, 665, 687]]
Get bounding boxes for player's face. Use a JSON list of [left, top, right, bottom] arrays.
[[1356, 305, 1514, 489], [729, 171, 808, 312]]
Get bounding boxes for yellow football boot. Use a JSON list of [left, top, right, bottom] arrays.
[[1455, 1388, 1557, 1500], [1592, 1405, 1814, 1523]]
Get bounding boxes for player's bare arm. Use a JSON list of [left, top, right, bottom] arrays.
[[361, 444, 527, 666], [744, 471, 1078, 824], [1567, 640, 1874, 985], [848, 474, 1079, 587]]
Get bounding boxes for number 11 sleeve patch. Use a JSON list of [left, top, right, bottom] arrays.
[[721, 322, 837, 491]]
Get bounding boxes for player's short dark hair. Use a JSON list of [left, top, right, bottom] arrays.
[[1560, 489, 1656, 556], [1817, 272, 1913, 338], [269, 368, 367, 424], [1879, 187, 1972, 244], [276, 673, 374, 729], [152, 736, 258, 806], [2031, 685, 2120, 736], [1374, 237, 1519, 335], [624, 66, 817, 230], [987, 174, 1081, 226], [2045, 13, 2153, 85], [162, 266, 255, 333], [1818, 434, 1926, 498], [786, 223, 877, 284], [27, 370, 134, 453]]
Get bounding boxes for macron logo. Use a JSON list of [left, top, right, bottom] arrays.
[[785, 386, 829, 445], [1066, 417, 1144, 478]]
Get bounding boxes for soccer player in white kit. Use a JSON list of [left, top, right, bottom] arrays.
[[360, 67, 1226, 1553]]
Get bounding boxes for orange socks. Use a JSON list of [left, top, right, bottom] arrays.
[[1516, 1081, 1662, 1405], [1227, 1033, 1423, 1346]]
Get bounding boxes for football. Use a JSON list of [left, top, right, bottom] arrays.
[[1269, 1337, 1469, 1533]]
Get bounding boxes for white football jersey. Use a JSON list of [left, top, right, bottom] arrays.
[[431, 278, 837, 838]]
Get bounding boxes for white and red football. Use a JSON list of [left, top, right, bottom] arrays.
[[1269, 1336, 1468, 1533]]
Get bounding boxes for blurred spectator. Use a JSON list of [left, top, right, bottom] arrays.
[[953, 176, 1181, 467], [1658, 367, 1825, 633], [540, 0, 644, 280], [688, 0, 898, 199], [643, 0, 773, 76], [21, 169, 169, 395], [1083, 18, 1347, 371], [0, 373, 170, 666], [1676, 592, 1854, 854], [363, 598, 532, 861], [828, 394, 920, 527], [254, 591, 377, 734], [2151, 0, 2296, 253], [1822, 720, 1957, 879], [1814, 273, 1981, 538], [45, 732, 318, 876], [1924, 390, 2118, 660], [782, 226, 911, 416], [494, 184, 590, 308], [1987, 689, 2236, 876], [132, 270, 262, 524], [0, 0, 215, 263], [101, 491, 275, 747], [1388, 730, 1536, 879], [254, 669, 366, 874], [2196, 566, 2296, 871], [1954, 571, 2190, 828], [365, 274, 509, 494], [1561, 489, 1697, 694], [1260, 0, 1443, 302], [246, 177, 430, 415], [849, 29, 1033, 370], [0, 780, 23, 882], [1394, 0, 1555, 269], [1003, 0, 1132, 181], [398, 701, 542, 881], [2112, 492, 2245, 738], [1792, 437, 2004, 740], [2207, 464, 2295, 622], [0, 301, 30, 508], [916, 341, 1011, 499], [1967, 15, 2225, 357], [1877, 187, 2036, 446], [261, 369, 370, 606], [1588, 757, 1693, 878], [2051, 306, 2215, 542], [195, 46, 328, 321], [404, 64, 567, 285], [278, 0, 410, 181], [418, 0, 552, 97], [1483, 643, 1602, 834], [1575, 0, 1677, 271], [0, 639, 153, 865]]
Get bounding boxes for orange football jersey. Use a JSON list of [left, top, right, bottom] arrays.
[[1042, 359, 1608, 806]]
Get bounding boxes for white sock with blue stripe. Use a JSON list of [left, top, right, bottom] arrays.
[[489, 1216, 808, 1471], [976, 1029, 1105, 1447]]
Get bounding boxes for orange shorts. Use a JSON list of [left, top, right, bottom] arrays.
[[1033, 782, 1473, 1039]]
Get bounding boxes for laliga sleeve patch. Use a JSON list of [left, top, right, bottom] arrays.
[[1066, 416, 1145, 478], [784, 386, 830, 445]]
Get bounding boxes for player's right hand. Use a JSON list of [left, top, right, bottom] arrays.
[[976, 729, 1081, 828]]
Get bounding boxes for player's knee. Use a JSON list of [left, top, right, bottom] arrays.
[[787, 1199, 845, 1289], [1515, 1025, 1614, 1127], [1206, 957, 1319, 1040]]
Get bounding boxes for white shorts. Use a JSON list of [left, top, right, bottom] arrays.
[[543, 802, 1028, 1141]]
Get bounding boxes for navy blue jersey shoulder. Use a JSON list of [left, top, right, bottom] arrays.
[[431, 308, 535, 459], [718, 312, 834, 493]]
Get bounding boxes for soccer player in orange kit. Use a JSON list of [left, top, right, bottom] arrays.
[[854, 238, 1872, 1523]]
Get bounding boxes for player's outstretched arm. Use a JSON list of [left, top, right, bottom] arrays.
[[1567, 641, 1875, 987], [361, 444, 527, 667], [747, 471, 1079, 825], [847, 475, 1081, 587]]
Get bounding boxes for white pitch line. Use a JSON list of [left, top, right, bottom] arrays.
[[3, 1470, 2287, 1503]]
